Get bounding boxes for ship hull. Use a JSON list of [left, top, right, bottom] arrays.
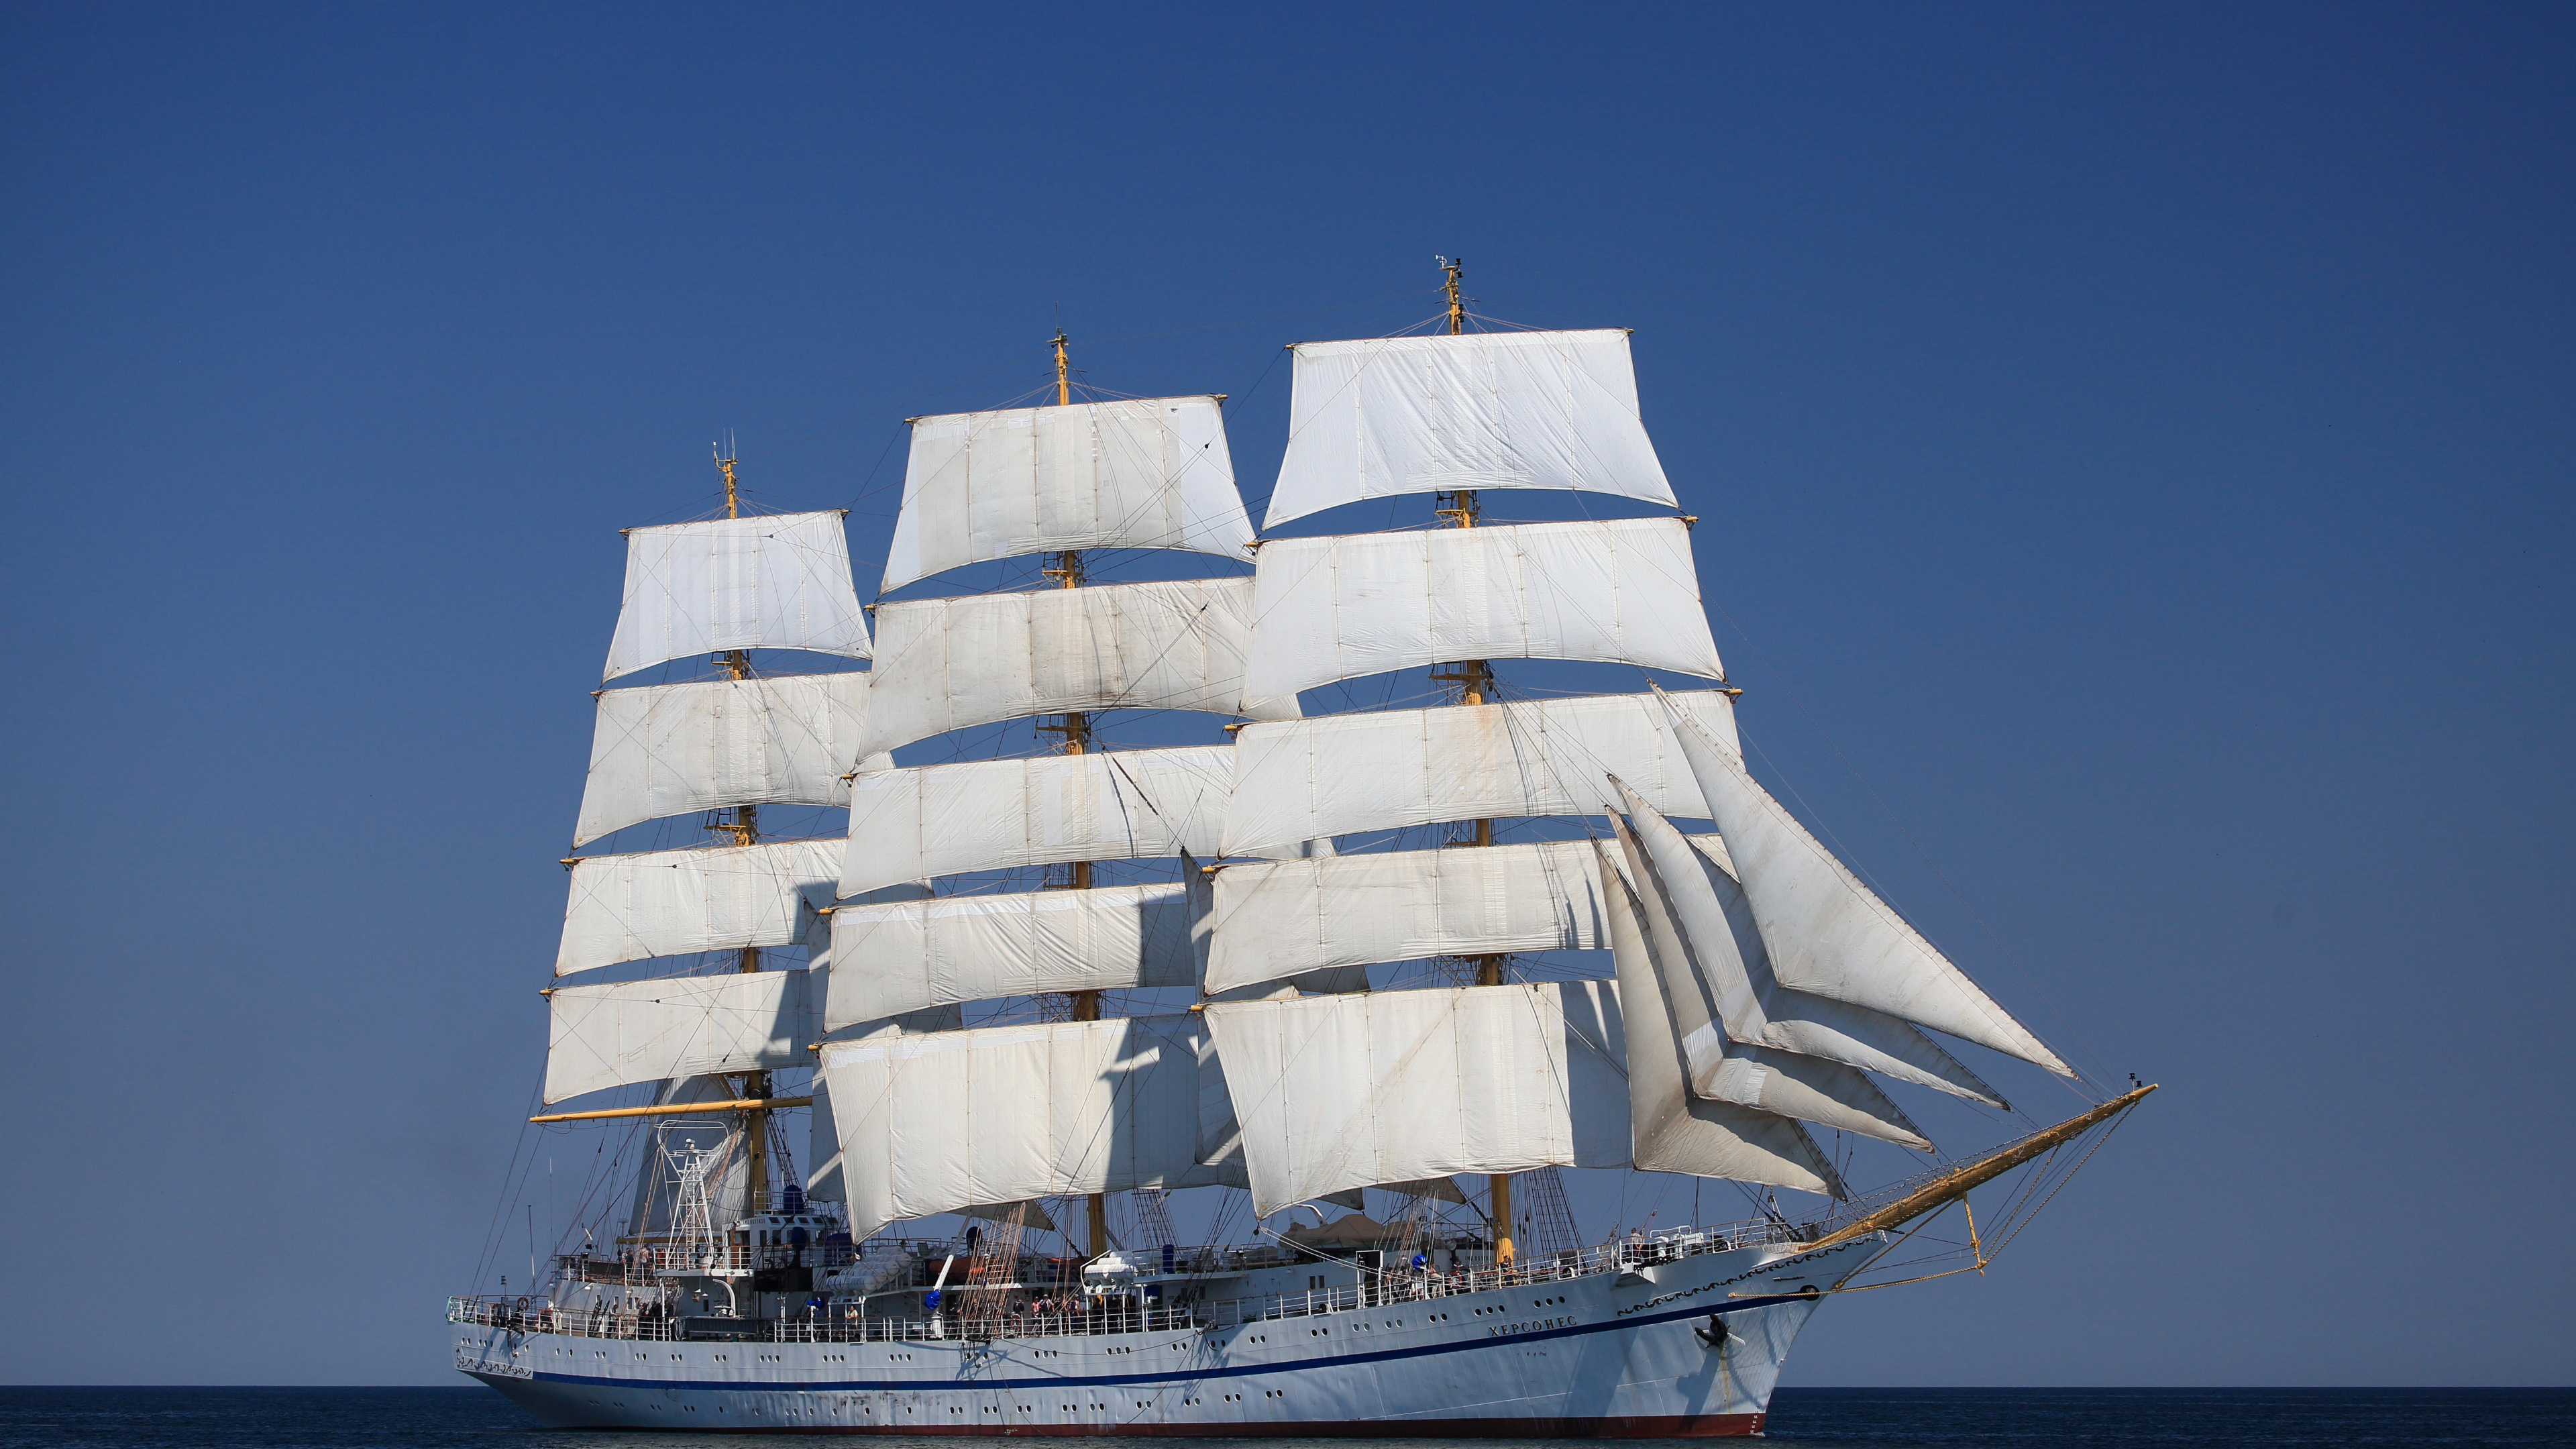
[[458, 1237, 1875, 1437]]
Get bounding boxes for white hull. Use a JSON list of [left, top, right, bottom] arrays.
[[458, 1236, 1878, 1438]]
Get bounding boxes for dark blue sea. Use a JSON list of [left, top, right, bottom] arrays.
[[0, 1388, 2564, 1448]]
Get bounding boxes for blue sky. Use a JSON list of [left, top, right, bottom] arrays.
[[3, 1, 2569, 1386]]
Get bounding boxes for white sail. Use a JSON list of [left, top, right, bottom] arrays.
[[1242, 519, 1722, 702], [556, 839, 841, 977], [542, 967, 815, 1105], [884, 396, 1254, 592], [1595, 841, 1844, 1196], [1205, 841, 1608, 992], [806, 1005, 964, 1204], [1611, 780, 2004, 1106], [819, 1013, 1244, 1241], [604, 511, 871, 682], [1203, 981, 1633, 1219], [822, 883, 1195, 1027], [573, 673, 881, 848], [1655, 687, 2073, 1075], [1222, 690, 1739, 859], [840, 745, 1235, 898], [1610, 810, 1930, 1151], [1265, 330, 1675, 530], [861, 578, 1293, 759]]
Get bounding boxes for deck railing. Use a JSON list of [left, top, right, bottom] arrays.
[[450, 1216, 1822, 1348]]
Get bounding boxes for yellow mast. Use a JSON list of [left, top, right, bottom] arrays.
[[1040, 330, 1111, 1261], [1804, 1085, 2158, 1250], [712, 443, 771, 1216], [1428, 259, 1513, 1265]]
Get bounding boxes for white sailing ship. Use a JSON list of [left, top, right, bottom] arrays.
[[453, 264, 2153, 1436]]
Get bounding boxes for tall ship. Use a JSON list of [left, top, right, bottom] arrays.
[[453, 264, 2153, 1436]]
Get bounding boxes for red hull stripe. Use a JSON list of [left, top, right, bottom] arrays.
[[522, 1411, 1766, 1438]]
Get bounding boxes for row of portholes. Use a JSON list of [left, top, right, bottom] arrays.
[[639, 1348, 906, 1364]]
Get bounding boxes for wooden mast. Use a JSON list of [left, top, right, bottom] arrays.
[[1427, 258, 1513, 1266], [713, 443, 771, 1217], [1040, 330, 1112, 1263]]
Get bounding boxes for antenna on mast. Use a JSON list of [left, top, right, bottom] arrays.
[[1438, 256, 1465, 335]]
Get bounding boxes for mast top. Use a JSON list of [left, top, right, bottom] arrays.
[[714, 437, 740, 519], [1439, 256, 1464, 335], [1053, 329, 1072, 407]]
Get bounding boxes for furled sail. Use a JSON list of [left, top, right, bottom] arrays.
[[573, 672, 881, 848], [822, 883, 1195, 1028], [861, 578, 1293, 759], [1609, 810, 1931, 1151], [1222, 690, 1739, 859], [883, 396, 1254, 593], [556, 839, 840, 977], [1203, 981, 1633, 1219], [1595, 841, 1845, 1196], [1242, 519, 1723, 702], [806, 1004, 965, 1205], [1654, 687, 2073, 1075], [1611, 780, 2004, 1106], [1264, 330, 1676, 529], [542, 967, 815, 1105], [1205, 840, 1610, 992], [604, 511, 871, 682], [819, 1013, 1244, 1241], [840, 745, 1235, 898]]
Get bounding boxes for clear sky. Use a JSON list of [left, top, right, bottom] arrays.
[[3, 1, 2569, 1388]]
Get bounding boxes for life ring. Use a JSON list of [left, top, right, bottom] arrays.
[[513, 1295, 530, 1313]]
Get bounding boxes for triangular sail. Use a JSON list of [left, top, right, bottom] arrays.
[[1611, 780, 2003, 1106], [604, 511, 871, 682], [557, 839, 841, 977], [861, 578, 1294, 759], [1222, 690, 1739, 859], [1242, 519, 1723, 702], [1265, 330, 1676, 529], [1654, 687, 2072, 1075], [819, 1013, 1244, 1241], [1594, 842, 1845, 1197], [839, 745, 1237, 898], [573, 673, 881, 847], [884, 396, 1253, 593], [1610, 810, 1931, 1152]]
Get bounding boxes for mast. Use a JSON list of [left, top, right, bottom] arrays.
[[713, 442, 771, 1216], [1424, 257, 1513, 1265], [1037, 329, 1111, 1262]]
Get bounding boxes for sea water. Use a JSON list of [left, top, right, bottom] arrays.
[[0, 1387, 2565, 1448]]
